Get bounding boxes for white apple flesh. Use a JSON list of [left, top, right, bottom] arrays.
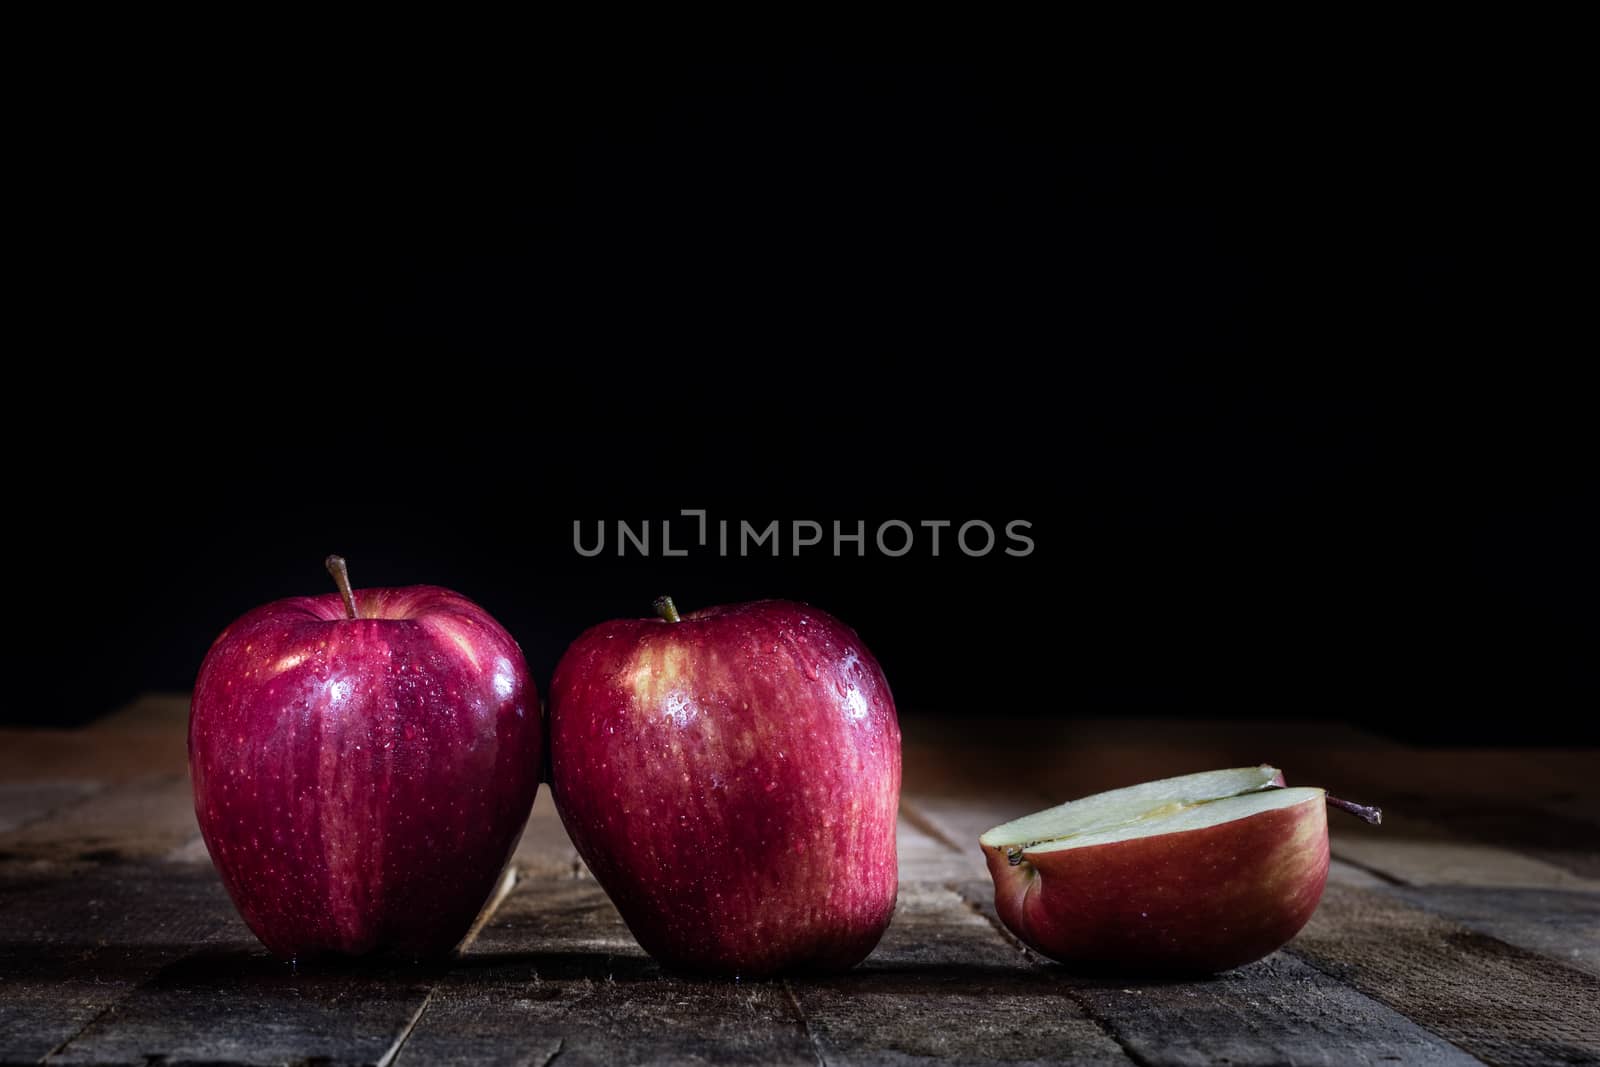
[[981, 766, 1330, 975]]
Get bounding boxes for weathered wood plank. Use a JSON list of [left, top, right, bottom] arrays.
[[0, 861, 245, 1063], [1290, 883, 1600, 1066], [83, 692, 191, 734], [0, 780, 100, 836], [401, 812, 1093, 1065], [48, 953, 438, 1067], [394, 878, 818, 1066], [1384, 886, 1600, 977], [39, 872, 519, 1067], [510, 786, 587, 882], [6, 708, 1594, 1065], [0, 774, 197, 862], [1383, 801, 1600, 880], [1066, 952, 1485, 1067], [917, 787, 1600, 1061], [897, 804, 989, 884], [46, 948, 439, 1067], [790, 883, 1134, 1066], [1330, 814, 1600, 890], [941, 878, 1486, 1067], [40, 875, 514, 1067], [900, 791, 1053, 859], [1327, 857, 1398, 889], [897, 802, 1485, 1066], [0, 728, 188, 783]]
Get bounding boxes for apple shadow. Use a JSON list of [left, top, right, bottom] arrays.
[[449, 951, 1095, 995], [0, 941, 207, 987]]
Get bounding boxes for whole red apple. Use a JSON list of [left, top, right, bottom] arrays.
[[189, 557, 540, 959], [980, 766, 1369, 975], [548, 596, 901, 976]]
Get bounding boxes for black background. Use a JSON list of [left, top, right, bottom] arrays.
[[13, 57, 1594, 742]]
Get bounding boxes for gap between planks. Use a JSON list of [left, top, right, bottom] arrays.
[[897, 797, 1167, 1067], [781, 980, 828, 1067], [378, 864, 521, 1067]]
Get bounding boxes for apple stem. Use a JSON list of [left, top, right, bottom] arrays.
[[1326, 794, 1383, 825], [1266, 782, 1384, 826], [324, 555, 361, 620], [653, 595, 681, 623]]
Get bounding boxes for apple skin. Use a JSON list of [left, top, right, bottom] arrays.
[[983, 793, 1329, 975], [190, 585, 540, 959], [548, 599, 901, 976]]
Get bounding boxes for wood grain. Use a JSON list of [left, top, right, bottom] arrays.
[[901, 797, 1487, 1065], [0, 705, 1594, 1065], [0, 861, 244, 1063], [45, 949, 438, 1067], [1291, 883, 1600, 1066], [790, 883, 1132, 1066], [511, 786, 587, 882], [1064, 952, 1485, 1067], [0, 780, 100, 835], [0, 773, 197, 862], [941, 877, 1490, 1066], [396, 878, 818, 1066], [38, 873, 519, 1067], [1330, 813, 1600, 890], [1386, 885, 1600, 977], [0, 728, 187, 783]]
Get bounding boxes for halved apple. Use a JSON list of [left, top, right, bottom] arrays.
[[980, 766, 1331, 975]]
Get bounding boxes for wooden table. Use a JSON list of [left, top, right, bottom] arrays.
[[2, 696, 1596, 1066]]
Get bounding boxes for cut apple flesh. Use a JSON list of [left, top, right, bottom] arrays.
[[979, 765, 1291, 853], [1025, 786, 1324, 854]]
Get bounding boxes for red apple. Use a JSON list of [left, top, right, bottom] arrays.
[[981, 766, 1351, 975], [548, 596, 900, 976], [189, 557, 540, 959]]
